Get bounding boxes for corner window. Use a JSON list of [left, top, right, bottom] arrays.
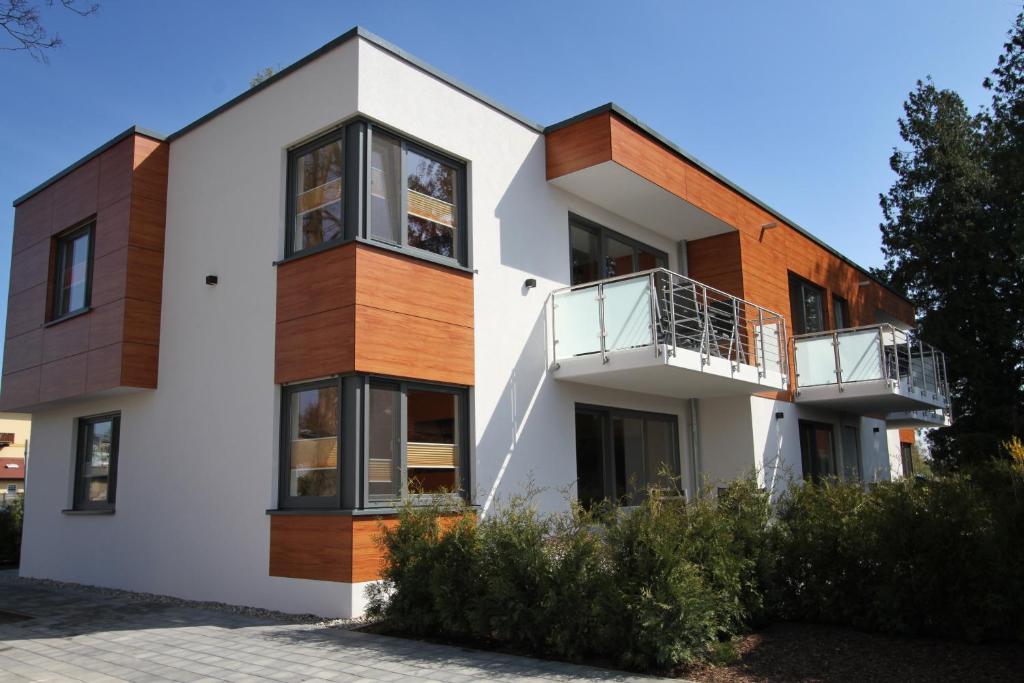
[[367, 127, 466, 265], [287, 133, 344, 255], [52, 222, 94, 320], [73, 413, 120, 511], [281, 382, 340, 507], [789, 274, 826, 335], [568, 216, 667, 286], [279, 376, 469, 510]]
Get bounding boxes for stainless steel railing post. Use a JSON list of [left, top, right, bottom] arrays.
[[597, 283, 608, 365], [701, 285, 710, 367], [832, 331, 844, 392], [758, 308, 766, 378], [648, 272, 659, 358]]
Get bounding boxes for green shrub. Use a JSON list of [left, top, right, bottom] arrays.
[[0, 495, 24, 565]]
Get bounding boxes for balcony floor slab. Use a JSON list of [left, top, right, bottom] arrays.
[[795, 378, 947, 414], [552, 344, 787, 399]]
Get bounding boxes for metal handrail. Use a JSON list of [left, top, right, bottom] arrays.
[[551, 268, 789, 378]]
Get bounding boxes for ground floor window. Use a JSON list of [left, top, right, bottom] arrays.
[[574, 404, 680, 507], [839, 424, 862, 483], [799, 420, 837, 483], [900, 442, 914, 477], [73, 413, 120, 511], [279, 375, 469, 510]]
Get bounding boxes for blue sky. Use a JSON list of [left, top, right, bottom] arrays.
[[0, 0, 1019, 349]]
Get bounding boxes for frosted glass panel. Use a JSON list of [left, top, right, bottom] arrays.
[[603, 278, 653, 352], [838, 330, 883, 382], [795, 336, 838, 386], [554, 287, 601, 358], [754, 322, 782, 373]]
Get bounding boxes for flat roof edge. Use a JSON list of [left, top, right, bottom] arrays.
[[545, 103, 910, 305], [12, 126, 166, 207], [166, 26, 544, 144]]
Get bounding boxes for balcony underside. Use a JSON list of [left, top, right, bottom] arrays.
[[885, 409, 952, 429], [795, 378, 947, 414], [552, 344, 787, 399]]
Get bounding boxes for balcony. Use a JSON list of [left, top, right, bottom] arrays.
[[886, 408, 952, 429], [793, 325, 951, 416], [549, 269, 788, 399]]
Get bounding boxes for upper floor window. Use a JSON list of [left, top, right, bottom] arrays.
[[285, 120, 468, 266], [788, 274, 826, 335], [288, 134, 344, 254], [832, 293, 850, 330], [368, 129, 465, 263], [52, 222, 94, 320], [73, 413, 120, 511], [569, 216, 667, 286]]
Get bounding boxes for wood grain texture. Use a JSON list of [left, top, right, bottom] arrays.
[[545, 112, 613, 180], [274, 241, 474, 386], [0, 133, 168, 411], [899, 428, 915, 444]]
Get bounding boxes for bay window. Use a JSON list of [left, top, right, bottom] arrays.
[[279, 376, 469, 510], [285, 119, 468, 266]]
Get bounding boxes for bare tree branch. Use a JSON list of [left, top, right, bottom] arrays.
[[1, 0, 98, 63]]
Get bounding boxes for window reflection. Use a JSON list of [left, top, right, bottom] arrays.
[[288, 387, 339, 498], [294, 139, 343, 251], [407, 389, 458, 494], [406, 150, 457, 258]]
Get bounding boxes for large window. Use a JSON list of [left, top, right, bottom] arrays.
[[574, 405, 679, 508], [285, 120, 468, 265], [73, 413, 120, 511], [569, 216, 667, 286], [279, 376, 468, 509], [51, 222, 94, 320], [789, 274, 827, 335], [799, 420, 837, 483]]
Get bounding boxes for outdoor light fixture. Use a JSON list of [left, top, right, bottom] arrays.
[[873, 427, 880, 433], [775, 411, 785, 420], [858, 280, 872, 287], [761, 222, 778, 230], [523, 278, 536, 290], [206, 275, 218, 286]]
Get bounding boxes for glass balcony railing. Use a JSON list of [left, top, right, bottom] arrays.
[[551, 269, 788, 379], [793, 324, 950, 406]]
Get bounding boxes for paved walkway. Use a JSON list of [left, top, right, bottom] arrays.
[[0, 578, 665, 683]]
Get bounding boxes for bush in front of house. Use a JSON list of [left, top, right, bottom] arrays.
[[766, 463, 1024, 642], [367, 480, 771, 672], [0, 495, 24, 565]]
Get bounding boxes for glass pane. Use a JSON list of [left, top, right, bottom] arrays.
[[370, 133, 401, 244], [368, 384, 401, 499], [604, 236, 634, 278], [288, 387, 338, 498], [832, 296, 847, 330], [801, 284, 825, 333], [57, 232, 90, 316], [612, 416, 644, 504], [837, 329, 884, 382], [644, 419, 677, 493], [602, 277, 654, 352], [637, 248, 662, 271], [574, 411, 607, 509], [84, 419, 113, 503], [570, 225, 600, 285], [407, 389, 458, 494], [407, 150, 457, 258], [552, 286, 602, 358], [813, 428, 836, 478], [293, 139, 343, 251], [840, 426, 861, 483]]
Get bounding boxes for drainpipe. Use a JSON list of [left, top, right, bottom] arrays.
[[677, 240, 689, 277], [688, 398, 702, 498]]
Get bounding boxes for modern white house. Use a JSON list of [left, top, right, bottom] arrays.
[[1, 28, 950, 618]]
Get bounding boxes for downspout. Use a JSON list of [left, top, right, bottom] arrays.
[[677, 240, 689, 277]]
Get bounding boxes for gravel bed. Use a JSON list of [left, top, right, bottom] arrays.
[[0, 573, 371, 630]]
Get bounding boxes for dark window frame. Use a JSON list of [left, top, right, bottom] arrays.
[[832, 293, 850, 330], [568, 214, 669, 286], [900, 442, 914, 477], [788, 273, 828, 335], [362, 377, 470, 509], [799, 419, 837, 483], [283, 119, 470, 268], [574, 403, 681, 507], [278, 378, 343, 510], [50, 220, 95, 322], [72, 412, 120, 512]]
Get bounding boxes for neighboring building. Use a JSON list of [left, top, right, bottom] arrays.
[[0, 28, 950, 617], [0, 414, 31, 503]]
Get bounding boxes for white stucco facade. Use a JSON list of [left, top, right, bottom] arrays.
[[15, 32, 915, 618]]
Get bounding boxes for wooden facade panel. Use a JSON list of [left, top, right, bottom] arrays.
[[276, 243, 356, 324], [1, 132, 169, 411], [351, 516, 398, 583], [269, 514, 354, 583], [546, 112, 613, 179], [354, 305, 474, 386], [899, 429, 915, 444], [609, 115, 690, 206], [275, 305, 356, 384], [686, 232, 744, 298], [354, 244, 474, 328]]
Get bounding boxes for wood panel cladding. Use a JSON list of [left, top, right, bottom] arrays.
[[0, 131, 168, 411], [547, 109, 914, 398], [269, 512, 466, 583], [274, 242, 474, 386], [899, 428, 916, 444]]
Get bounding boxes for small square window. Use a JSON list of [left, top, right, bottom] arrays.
[[73, 413, 120, 511], [51, 222, 94, 320]]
